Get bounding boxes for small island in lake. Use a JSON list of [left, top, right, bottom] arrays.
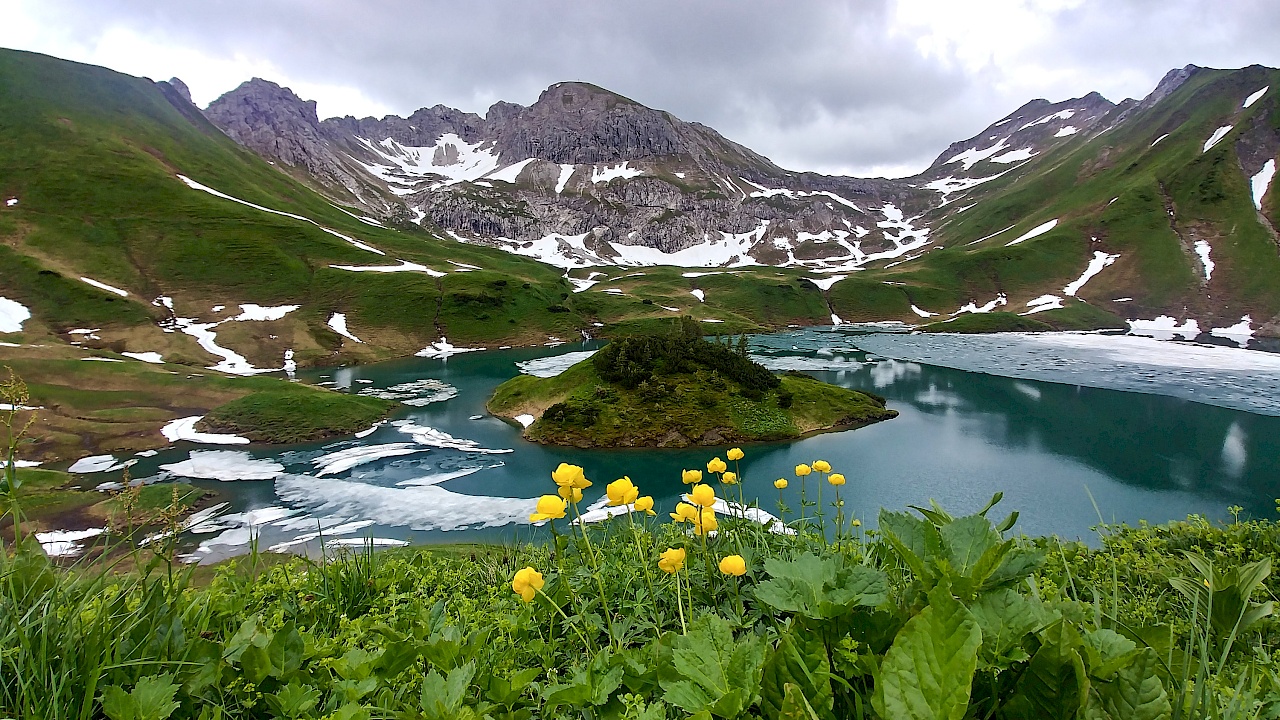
[[488, 317, 897, 448]]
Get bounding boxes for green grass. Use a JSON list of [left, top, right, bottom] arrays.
[[199, 389, 397, 444]]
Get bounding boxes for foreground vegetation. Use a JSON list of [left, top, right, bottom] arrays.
[[490, 318, 896, 447], [2, 440, 1277, 719]]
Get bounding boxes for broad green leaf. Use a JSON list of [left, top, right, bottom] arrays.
[[940, 515, 1001, 578], [878, 510, 936, 577], [755, 553, 887, 619], [543, 652, 622, 708], [328, 705, 370, 720], [239, 643, 272, 685], [760, 628, 834, 720], [1082, 629, 1137, 681], [420, 662, 476, 720], [970, 588, 1046, 667], [984, 547, 1046, 589], [101, 675, 180, 720], [1093, 649, 1172, 720], [872, 584, 981, 720], [1006, 620, 1089, 720], [779, 683, 822, 720], [266, 621, 304, 678], [266, 682, 320, 719], [661, 614, 767, 718]]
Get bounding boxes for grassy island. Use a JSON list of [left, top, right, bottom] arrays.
[[489, 317, 896, 447]]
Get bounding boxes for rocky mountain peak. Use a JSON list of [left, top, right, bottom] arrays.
[[167, 77, 192, 104]]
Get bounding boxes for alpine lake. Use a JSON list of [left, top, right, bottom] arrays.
[[93, 326, 1280, 563]]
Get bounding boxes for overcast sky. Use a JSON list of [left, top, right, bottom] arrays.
[[4, 0, 1279, 177]]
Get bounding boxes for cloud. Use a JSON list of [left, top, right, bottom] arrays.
[[3, 0, 1278, 177]]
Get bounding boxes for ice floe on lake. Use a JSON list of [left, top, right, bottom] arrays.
[[416, 338, 484, 359], [160, 450, 285, 481], [37, 528, 104, 557], [312, 443, 429, 476], [68, 455, 136, 473], [1128, 316, 1200, 341], [358, 378, 457, 405], [162, 416, 251, 445], [516, 350, 598, 377], [393, 420, 512, 454], [275, 475, 534, 532]]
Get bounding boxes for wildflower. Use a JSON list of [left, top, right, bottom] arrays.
[[851, 519, 861, 527], [727, 447, 744, 461], [707, 457, 727, 474], [774, 478, 788, 489], [658, 547, 686, 574], [721, 471, 738, 485], [690, 484, 716, 507], [529, 495, 567, 522], [719, 555, 747, 576], [813, 460, 831, 473], [557, 485, 584, 503], [694, 508, 719, 536], [511, 567, 544, 602], [634, 496, 656, 515], [828, 473, 846, 486], [606, 476, 639, 506], [795, 464, 812, 477], [682, 469, 703, 485], [670, 502, 699, 523], [552, 462, 592, 489]]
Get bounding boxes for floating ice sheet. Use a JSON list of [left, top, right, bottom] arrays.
[[160, 450, 285, 481], [358, 378, 457, 405], [516, 350, 598, 377], [275, 474, 534, 532], [68, 455, 135, 473], [312, 443, 429, 476], [393, 420, 512, 454]]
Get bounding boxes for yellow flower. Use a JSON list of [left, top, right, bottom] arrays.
[[851, 519, 862, 527], [606, 476, 639, 506], [812, 460, 832, 473], [774, 478, 788, 489], [727, 447, 744, 461], [719, 555, 747, 576], [634, 496, 656, 515], [690, 484, 716, 507], [511, 567, 544, 602], [682, 469, 703, 485], [707, 457, 728, 474], [529, 495, 567, 522], [658, 547, 686, 574], [795, 464, 812, 477], [694, 508, 719, 536], [551, 462, 591, 489], [670, 502, 699, 523], [557, 485, 583, 503], [721, 471, 738, 485], [828, 473, 846, 486]]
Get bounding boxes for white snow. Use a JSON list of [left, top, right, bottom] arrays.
[[178, 175, 384, 255], [966, 224, 1016, 246], [1151, 134, 1170, 148], [1251, 159, 1275, 210], [327, 313, 363, 343], [415, 338, 483, 359], [516, 350, 598, 377], [567, 276, 600, 293], [991, 147, 1037, 163], [945, 138, 1010, 170], [830, 313, 843, 326], [1023, 295, 1064, 314], [487, 158, 536, 183], [231, 304, 298, 322], [312, 444, 428, 477], [1019, 109, 1076, 131], [161, 450, 284, 481], [514, 414, 535, 428], [955, 294, 1008, 315], [329, 259, 445, 276], [658, 304, 680, 312], [555, 164, 575, 193], [80, 277, 128, 297], [275, 475, 533, 533], [4, 198, 15, 207], [1211, 316, 1255, 346], [121, 352, 164, 364], [1203, 126, 1233, 153], [1054, 126, 1079, 137], [36, 528, 105, 558], [910, 305, 937, 318], [355, 134, 501, 191], [164, 317, 268, 375], [1193, 240, 1214, 281], [808, 275, 847, 291], [81, 357, 124, 362], [0, 298, 31, 333], [68, 455, 134, 473], [1243, 86, 1269, 109], [358, 378, 457, 406], [591, 162, 643, 183], [690, 289, 705, 302], [1063, 251, 1120, 296], [1006, 219, 1059, 246], [1128, 316, 1200, 341], [924, 169, 1014, 197], [161, 416, 251, 445], [327, 538, 410, 549], [393, 420, 512, 454]]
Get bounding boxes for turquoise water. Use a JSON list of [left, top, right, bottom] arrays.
[[90, 329, 1280, 561]]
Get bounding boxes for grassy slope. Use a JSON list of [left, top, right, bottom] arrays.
[[488, 359, 895, 448], [198, 390, 395, 444]]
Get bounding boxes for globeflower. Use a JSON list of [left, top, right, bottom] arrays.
[[670, 502, 699, 523], [727, 447, 744, 461], [529, 495, 567, 522], [606, 476, 639, 506], [795, 464, 812, 477], [721, 471, 738, 485], [813, 460, 832, 473], [681, 469, 703, 485], [511, 567, 544, 602], [658, 547, 686, 574], [774, 478, 788, 489], [828, 473, 846, 486], [557, 485, 584, 503], [690, 484, 716, 508], [694, 508, 718, 536], [851, 519, 862, 527], [719, 555, 747, 576], [707, 457, 728, 474], [634, 496, 656, 515], [552, 462, 591, 489]]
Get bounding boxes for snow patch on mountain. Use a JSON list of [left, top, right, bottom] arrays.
[[1054, 126, 1078, 137], [555, 164, 575, 193], [1064, 251, 1120, 296], [327, 313, 362, 343], [329, 260, 446, 276], [592, 162, 643, 183], [80, 277, 128, 297], [955, 294, 1008, 315], [488, 158, 536, 183], [945, 138, 1010, 171], [1128, 316, 1200, 341], [1022, 295, 1064, 314], [1252, 159, 1275, 210], [1019, 109, 1076, 131], [231, 304, 298, 322], [1243, 86, 1269, 109], [1194, 240, 1214, 281], [0, 298, 30, 333], [1006, 219, 1058, 246], [1203, 126, 1233, 153], [1211, 316, 1255, 346], [991, 148, 1037, 163]]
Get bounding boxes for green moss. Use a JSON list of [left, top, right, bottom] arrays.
[[198, 389, 397, 444]]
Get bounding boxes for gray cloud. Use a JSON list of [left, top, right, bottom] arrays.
[[11, 0, 1280, 176]]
